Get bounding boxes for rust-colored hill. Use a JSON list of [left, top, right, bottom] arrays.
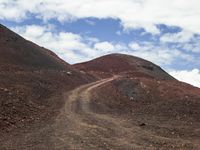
[[88, 76, 200, 149], [0, 24, 93, 134], [74, 53, 175, 80], [0, 24, 69, 71], [0, 23, 200, 149], [74, 54, 200, 149]]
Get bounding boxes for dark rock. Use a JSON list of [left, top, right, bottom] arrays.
[[139, 123, 146, 126]]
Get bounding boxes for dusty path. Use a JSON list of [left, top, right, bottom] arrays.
[[49, 75, 150, 149], [1, 76, 199, 150], [1, 76, 142, 150], [51, 75, 200, 150], [52, 76, 138, 149]]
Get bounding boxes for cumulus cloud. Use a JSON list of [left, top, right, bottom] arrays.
[[1, 0, 200, 34], [128, 42, 193, 65], [129, 42, 141, 50], [11, 25, 128, 63], [160, 30, 194, 43], [94, 42, 115, 53], [12, 25, 98, 63], [170, 69, 200, 88], [11, 24, 194, 67], [175, 36, 200, 53]]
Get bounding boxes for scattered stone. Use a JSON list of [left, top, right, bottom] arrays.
[[80, 71, 86, 74], [67, 71, 72, 75], [140, 82, 147, 88], [81, 140, 84, 143], [139, 123, 146, 126]]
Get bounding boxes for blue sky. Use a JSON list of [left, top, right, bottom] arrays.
[[0, 0, 200, 87]]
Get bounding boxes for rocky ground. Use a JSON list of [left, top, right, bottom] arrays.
[[0, 24, 200, 149]]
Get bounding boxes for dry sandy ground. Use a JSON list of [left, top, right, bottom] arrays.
[[0, 76, 199, 150]]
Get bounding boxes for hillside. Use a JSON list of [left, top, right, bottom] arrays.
[[74, 54, 200, 149], [74, 53, 175, 80], [0, 24, 200, 149], [0, 24, 68, 71], [0, 24, 93, 135]]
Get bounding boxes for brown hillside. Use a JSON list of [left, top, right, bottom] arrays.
[[74, 53, 175, 80], [0, 24, 68, 71], [0, 24, 199, 149], [0, 24, 94, 134]]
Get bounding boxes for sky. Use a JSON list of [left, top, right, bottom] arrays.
[[0, 0, 200, 87]]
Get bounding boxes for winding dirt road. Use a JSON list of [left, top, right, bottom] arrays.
[[1, 76, 141, 150], [50, 75, 144, 149], [51, 75, 200, 150], [52, 75, 138, 150], [2, 76, 198, 150]]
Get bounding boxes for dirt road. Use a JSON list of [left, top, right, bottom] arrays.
[[52, 75, 137, 149], [51, 75, 200, 150], [2, 76, 137, 150], [1, 76, 199, 150]]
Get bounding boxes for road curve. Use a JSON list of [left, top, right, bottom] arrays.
[[1, 76, 198, 150], [53, 76, 131, 150]]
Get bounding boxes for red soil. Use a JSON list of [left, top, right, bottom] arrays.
[[0, 23, 200, 149], [0, 24, 94, 133], [74, 53, 175, 80]]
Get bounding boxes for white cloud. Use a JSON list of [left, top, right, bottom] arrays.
[[160, 30, 194, 43], [94, 42, 115, 52], [11, 24, 193, 67], [12, 25, 98, 63], [170, 69, 200, 88], [128, 41, 193, 65], [184, 44, 200, 53], [129, 42, 141, 50], [85, 19, 96, 26], [11, 25, 129, 64], [128, 49, 180, 65], [167, 35, 200, 53], [1, 0, 200, 34]]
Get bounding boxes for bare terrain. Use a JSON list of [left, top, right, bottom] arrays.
[[0, 24, 200, 149]]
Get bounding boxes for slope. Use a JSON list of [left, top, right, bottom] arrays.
[[74, 53, 175, 80], [74, 53, 200, 149], [0, 24, 94, 134], [0, 24, 68, 70]]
